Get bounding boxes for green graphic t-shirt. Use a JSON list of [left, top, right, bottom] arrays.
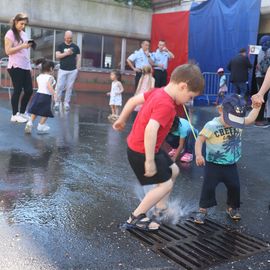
[[200, 117, 243, 165]]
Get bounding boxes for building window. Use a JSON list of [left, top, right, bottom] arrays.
[[125, 38, 143, 70], [82, 33, 102, 68], [0, 23, 10, 59], [30, 27, 54, 61], [103, 36, 122, 69]]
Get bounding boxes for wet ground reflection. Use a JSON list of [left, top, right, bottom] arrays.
[[0, 99, 269, 269]]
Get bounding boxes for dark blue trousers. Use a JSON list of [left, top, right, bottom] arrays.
[[199, 162, 240, 209]]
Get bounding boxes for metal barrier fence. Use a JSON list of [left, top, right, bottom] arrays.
[[1, 68, 233, 105], [203, 72, 233, 95], [195, 72, 234, 105], [0, 66, 38, 99]]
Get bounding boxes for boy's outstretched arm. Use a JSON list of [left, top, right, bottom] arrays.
[[244, 107, 261, 125], [113, 94, 145, 131], [195, 135, 206, 166], [144, 119, 159, 177]]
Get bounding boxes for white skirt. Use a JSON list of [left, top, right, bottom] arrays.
[[109, 94, 122, 106]]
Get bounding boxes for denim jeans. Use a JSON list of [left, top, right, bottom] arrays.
[[233, 82, 248, 97], [56, 69, 78, 104]]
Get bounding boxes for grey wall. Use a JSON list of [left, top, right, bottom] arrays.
[[0, 0, 152, 39]]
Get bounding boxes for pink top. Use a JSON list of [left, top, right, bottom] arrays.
[[5, 29, 31, 70], [134, 75, 154, 111]]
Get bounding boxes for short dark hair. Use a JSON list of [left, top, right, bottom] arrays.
[[170, 63, 205, 94], [111, 69, 122, 82], [141, 40, 150, 45], [239, 48, 247, 53]]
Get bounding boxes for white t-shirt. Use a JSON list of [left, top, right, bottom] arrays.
[[37, 74, 55, 95]]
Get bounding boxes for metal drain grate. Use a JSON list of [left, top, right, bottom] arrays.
[[128, 218, 270, 270]]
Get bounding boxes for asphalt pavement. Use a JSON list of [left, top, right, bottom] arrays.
[[0, 98, 269, 270]]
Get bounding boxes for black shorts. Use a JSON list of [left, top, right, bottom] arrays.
[[127, 147, 173, 186]]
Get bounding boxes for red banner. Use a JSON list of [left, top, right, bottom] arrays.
[[151, 11, 190, 80], [151, 11, 190, 117]]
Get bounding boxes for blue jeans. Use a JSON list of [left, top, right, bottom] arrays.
[[233, 82, 248, 97]]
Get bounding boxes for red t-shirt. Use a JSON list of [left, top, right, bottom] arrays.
[[127, 88, 176, 153]]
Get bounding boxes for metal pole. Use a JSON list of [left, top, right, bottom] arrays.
[[101, 36, 104, 68], [121, 38, 126, 72], [53, 30, 56, 62]]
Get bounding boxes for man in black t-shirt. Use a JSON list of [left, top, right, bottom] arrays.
[[227, 48, 252, 100], [55, 31, 81, 111]]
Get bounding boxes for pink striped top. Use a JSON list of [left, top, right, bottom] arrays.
[[5, 29, 31, 70]]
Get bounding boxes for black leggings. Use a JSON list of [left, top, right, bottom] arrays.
[[8, 67, 33, 115]]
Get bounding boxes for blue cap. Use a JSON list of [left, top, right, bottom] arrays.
[[222, 94, 246, 129]]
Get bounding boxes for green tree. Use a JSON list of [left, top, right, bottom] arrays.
[[114, 0, 152, 9]]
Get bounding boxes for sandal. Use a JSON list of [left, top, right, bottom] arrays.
[[125, 213, 159, 232], [152, 207, 168, 224]]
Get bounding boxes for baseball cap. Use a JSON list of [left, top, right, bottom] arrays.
[[217, 68, 224, 73], [222, 94, 246, 129]]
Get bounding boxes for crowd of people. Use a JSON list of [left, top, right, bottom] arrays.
[[2, 12, 270, 232]]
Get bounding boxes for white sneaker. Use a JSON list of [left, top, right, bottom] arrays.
[[54, 102, 60, 111], [25, 121, 33, 134], [64, 102, 70, 111], [10, 112, 28, 123], [37, 123, 50, 134], [20, 113, 31, 121]]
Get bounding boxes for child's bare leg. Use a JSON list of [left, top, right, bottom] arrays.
[[111, 105, 116, 115], [155, 164, 179, 210], [132, 179, 174, 219], [31, 114, 37, 122], [115, 106, 121, 116], [39, 117, 48, 125]]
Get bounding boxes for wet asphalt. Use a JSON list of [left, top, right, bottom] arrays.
[[0, 98, 269, 270]]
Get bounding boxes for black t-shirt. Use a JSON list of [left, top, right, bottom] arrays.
[[227, 54, 252, 83], [57, 42, 80, 71]]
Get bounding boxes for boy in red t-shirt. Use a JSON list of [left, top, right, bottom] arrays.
[[113, 64, 204, 231]]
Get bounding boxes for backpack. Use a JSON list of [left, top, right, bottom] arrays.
[[259, 53, 270, 75]]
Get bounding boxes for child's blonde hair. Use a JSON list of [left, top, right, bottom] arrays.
[[135, 65, 153, 95], [142, 65, 152, 75]]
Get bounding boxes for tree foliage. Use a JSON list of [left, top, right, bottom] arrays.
[[114, 0, 152, 9]]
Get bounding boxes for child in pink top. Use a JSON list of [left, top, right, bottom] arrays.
[[134, 65, 155, 112]]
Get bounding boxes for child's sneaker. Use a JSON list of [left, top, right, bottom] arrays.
[[168, 149, 177, 157], [10, 112, 28, 123], [226, 208, 241, 220], [54, 102, 60, 111], [180, 153, 193, 162], [64, 102, 70, 111], [194, 211, 207, 224], [37, 123, 50, 134], [24, 121, 33, 134]]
